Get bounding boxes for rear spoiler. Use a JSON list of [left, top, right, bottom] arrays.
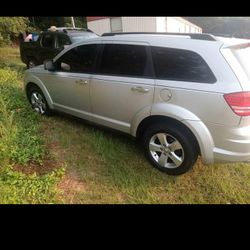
[[224, 42, 250, 50]]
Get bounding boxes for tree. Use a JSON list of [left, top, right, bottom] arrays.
[[29, 17, 65, 31], [29, 17, 87, 31], [0, 17, 29, 46]]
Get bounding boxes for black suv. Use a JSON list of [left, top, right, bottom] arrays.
[[20, 27, 98, 68]]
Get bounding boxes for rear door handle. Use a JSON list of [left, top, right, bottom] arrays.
[[131, 86, 149, 93]]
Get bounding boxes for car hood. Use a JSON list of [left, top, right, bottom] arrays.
[[26, 64, 44, 73]]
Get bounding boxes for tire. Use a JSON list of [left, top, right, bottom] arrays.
[[27, 86, 52, 116], [27, 58, 37, 69], [142, 122, 198, 175]]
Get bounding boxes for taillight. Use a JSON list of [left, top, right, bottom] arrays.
[[224, 92, 250, 116]]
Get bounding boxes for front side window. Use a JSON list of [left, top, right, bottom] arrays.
[[152, 46, 216, 83], [42, 34, 54, 48], [55, 44, 99, 73], [98, 44, 150, 77]]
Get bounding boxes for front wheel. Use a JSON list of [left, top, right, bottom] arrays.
[[142, 122, 198, 175], [27, 86, 52, 116]]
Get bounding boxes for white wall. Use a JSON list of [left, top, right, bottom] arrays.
[[156, 17, 166, 32], [121, 17, 157, 32], [166, 17, 202, 33], [166, 17, 185, 32], [87, 16, 202, 35], [87, 18, 111, 35]]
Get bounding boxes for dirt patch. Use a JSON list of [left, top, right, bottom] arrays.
[[57, 170, 87, 203], [13, 158, 61, 176], [12, 136, 64, 176]]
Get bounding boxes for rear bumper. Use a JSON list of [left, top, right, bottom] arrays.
[[214, 148, 250, 163], [207, 123, 250, 163]]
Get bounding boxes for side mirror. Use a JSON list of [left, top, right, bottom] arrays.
[[44, 60, 55, 71]]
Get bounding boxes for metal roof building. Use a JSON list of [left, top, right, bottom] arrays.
[[87, 17, 202, 35]]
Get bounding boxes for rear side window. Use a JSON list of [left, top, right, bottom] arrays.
[[41, 34, 54, 48], [98, 44, 151, 77], [152, 46, 216, 83], [55, 44, 99, 73], [57, 34, 71, 48]]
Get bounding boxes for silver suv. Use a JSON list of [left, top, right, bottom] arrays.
[[24, 32, 250, 175]]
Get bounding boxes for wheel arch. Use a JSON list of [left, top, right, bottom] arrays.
[[25, 76, 53, 109], [136, 115, 200, 153], [133, 108, 214, 164]]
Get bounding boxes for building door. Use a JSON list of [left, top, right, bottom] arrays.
[[110, 17, 122, 32]]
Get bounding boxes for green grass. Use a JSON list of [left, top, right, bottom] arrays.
[[1, 46, 250, 204], [41, 114, 250, 204], [0, 46, 65, 204]]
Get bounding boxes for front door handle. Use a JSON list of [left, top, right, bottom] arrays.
[[75, 79, 88, 85], [131, 86, 149, 93]]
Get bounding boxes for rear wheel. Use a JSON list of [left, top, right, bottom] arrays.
[[142, 122, 198, 175]]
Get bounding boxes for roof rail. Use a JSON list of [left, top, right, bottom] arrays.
[[62, 28, 94, 33], [101, 32, 217, 41]]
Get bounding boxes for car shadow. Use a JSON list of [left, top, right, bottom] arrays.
[[51, 110, 142, 149]]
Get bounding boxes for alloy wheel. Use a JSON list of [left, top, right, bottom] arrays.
[[30, 92, 46, 114], [149, 133, 184, 169]]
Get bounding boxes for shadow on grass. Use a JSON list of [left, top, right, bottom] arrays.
[[43, 110, 178, 189], [51, 110, 138, 148]]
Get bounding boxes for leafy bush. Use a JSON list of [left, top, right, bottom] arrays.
[[0, 96, 16, 165], [0, 166, 65, 204], [0, 17, 29, 46], [0, 67, 45, 165]]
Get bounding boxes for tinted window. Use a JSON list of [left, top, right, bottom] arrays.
[[98, 44, 150, 77], [152, 46, 216, 83], [70, 33, 98, 43], [56, 44, 98, 73], [42, 34, 54, 48], [57, 34, 71, 48]]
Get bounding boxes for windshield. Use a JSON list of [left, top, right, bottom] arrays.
[[70, 33, 98, 43], [233, 46, 250, 80]]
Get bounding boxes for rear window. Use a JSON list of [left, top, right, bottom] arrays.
[[57, 34, 71, 48], [232, 46, 250, 80], [70, 33, 98, 43], [152, 46, 217, 83]]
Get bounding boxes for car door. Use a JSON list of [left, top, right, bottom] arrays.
[[40, 33, 58, 63], [41, 44, 100, 120], [90, 42, 155, 133]]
